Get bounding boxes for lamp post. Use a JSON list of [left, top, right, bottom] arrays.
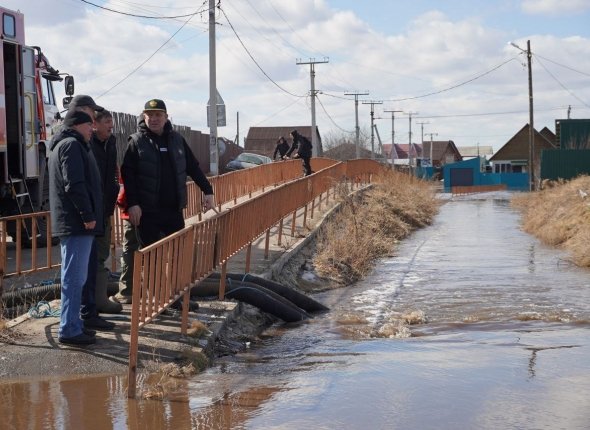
[[510, 40, 535, 191]]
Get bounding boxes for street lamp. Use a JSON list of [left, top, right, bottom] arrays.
[[510, 40, 535, 191]]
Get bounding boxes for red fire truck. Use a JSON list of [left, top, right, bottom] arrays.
[[0, 6, 74, 241]]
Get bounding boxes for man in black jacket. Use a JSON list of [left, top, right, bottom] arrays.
[[121, 99, 214, 247], [273, 136, 290, 161], [49, 110, 103, 346], [88, 110, 122, 314], [286, 129, 313, 176]]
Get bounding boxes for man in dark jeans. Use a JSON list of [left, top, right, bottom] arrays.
[[120, 98, 214, 253], [286, 129, 313, 176]]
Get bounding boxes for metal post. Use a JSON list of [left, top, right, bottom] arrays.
[[345, 91, 369, 159], [208, 0, 218, 175], [297, 58, 329, 157], [384, 109, 402, 166], [527, 40, 535, 191], [362, 100, 383, 159]]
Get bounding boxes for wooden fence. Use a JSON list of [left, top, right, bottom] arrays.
[[127, 159, 385, 397]]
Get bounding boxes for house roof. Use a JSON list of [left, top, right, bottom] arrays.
[[382, 143, 421, 159], [457, 146, 494, 158], [489, 124, 557, 162], [323, 143, 379, 160], [421, 140, 462, 161], [245, 126, 321, 143]]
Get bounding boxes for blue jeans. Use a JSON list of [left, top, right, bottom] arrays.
[[59, 235, 93, 339], [81, 239, 97, 319]]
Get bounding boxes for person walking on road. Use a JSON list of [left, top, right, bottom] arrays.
[[286, 129, 313, 176], [48, 110, 103, 346]]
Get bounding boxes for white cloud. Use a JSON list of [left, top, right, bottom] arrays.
[[521, 0, 590, 15]]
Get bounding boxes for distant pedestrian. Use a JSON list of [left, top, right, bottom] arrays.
[[273, 136, 290, 161], [48, 110, 103, 346], [286, 129, 313, 176]]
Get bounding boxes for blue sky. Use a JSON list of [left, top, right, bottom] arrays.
[[5, 0, 590, 152]]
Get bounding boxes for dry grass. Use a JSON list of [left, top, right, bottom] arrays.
[[512, 175, 590, 267], [314, 171, 440, 284]]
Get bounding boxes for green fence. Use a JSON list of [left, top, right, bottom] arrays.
[[540, 149, 590, 180]]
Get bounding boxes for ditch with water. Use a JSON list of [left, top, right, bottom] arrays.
[[3, 194, 589, 429]]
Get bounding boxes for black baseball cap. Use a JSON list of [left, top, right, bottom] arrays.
[[63, 110, 94, 127], [143, 99, 167, 112], [68, 94, 104, 112]]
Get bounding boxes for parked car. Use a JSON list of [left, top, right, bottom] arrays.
[[225, 152, 272, 172]]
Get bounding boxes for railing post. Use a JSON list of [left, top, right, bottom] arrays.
[[127, 251, 143, 399], [264, 229, 270, 260], [218, 262, 227, 300], [277, 219, 283, 247], [291, 210, 297, 236], [303, 204, 308, 230], [245, 242, 252, 272]]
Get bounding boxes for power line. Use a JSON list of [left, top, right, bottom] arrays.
[[383, 57, 518, 102], [533, 53, 590, 78], [219, 6, 305, 98], [534, 54, 590, 109], [79, 0, 208, 19], [316, 95, 353, 134], [96, 10, 199, 98]]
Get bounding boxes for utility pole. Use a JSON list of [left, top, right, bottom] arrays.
[[405, 111, 418, 173], [362, 100, 383, 159], [510, 40, 535, 191], [345, 90, 369, 158], [297, 57, 329, 157], [425, 132, 438, 167], [208, 0, 218, 175], [417, 121, 429, 145], [527, 40, 535, 191], [384, 109, 403, 165]]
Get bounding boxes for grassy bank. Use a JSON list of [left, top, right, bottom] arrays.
[[512, 175, 590, 268], [314, 170, 439, 284]]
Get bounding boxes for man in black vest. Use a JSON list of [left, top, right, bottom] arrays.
[[120, 99, 214, 248]]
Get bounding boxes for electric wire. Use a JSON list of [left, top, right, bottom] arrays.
[[219, 6, 305, 98], [316, 95, 353, 134], [382, 57, 518, 102], [252, 96, 308, 126], [534, 54, 590, 109], [532, 53, 590, 78], [78, 0, 208, 19], [96, 9, 200, 98]]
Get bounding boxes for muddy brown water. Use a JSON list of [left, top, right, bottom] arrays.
[[2, 193, 590, 429]]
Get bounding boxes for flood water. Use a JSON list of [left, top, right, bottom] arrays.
[[3, 194, 590, 429]]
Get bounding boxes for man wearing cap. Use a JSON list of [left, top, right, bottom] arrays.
[[65, 95, 117, 330], [48, 110, 103, 345], [115, 99, 214, 302]]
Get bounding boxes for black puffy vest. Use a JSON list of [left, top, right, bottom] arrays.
[[130, 130, 188, 211]]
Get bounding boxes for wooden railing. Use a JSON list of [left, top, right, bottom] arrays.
[[451, 184, 507, 195], [126, 159, 383, 397], [0, 212, 58, 278]]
